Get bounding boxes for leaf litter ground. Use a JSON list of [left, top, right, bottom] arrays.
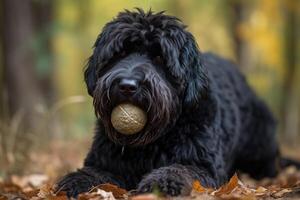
[[1, 167, 300, 200], [1, 140, 299, 200]]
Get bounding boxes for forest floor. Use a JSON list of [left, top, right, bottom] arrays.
[[1, 139, 300, 200]]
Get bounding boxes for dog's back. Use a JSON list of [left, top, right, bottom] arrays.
[[203, 52, 278, 178]]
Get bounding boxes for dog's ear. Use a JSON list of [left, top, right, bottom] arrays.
[[180, 34, 209, 108], [84, 56, 97, 96]]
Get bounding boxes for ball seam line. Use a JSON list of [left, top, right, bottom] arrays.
[[119, 105, 143, 126]]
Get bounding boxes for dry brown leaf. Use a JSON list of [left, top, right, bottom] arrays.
[[50, 192, 69, 200], [192, 180, 215, 195], [192, 180, 207, 193], [37, 183, 67, 199], [96, 189, 116, 200], [219, 193, 256, 200], [78, 193, 104, 200], [254, 186, 267, 196], [271, 188, 292, 198], [194, 193, 220, 200], [11, 174, 48, 188], [213, 174, 239, 196], [23, 189, 40, 198], [0, 195, 8, 200], [78, 192, 99, 200], [37, 183, 53, 198], [240, 194, 257, 200], [130, 194, 158, 200], [97, 183, 127, 198], [1, 193, 27, 200], [47, 196, 68, 200], [283, 175, 299, 188], [255, 186, 267, 193], [238, 184, 255, 196], [78, 188, 117, 200], [0, 182, 22, 193], [32, 193, 68, 200]]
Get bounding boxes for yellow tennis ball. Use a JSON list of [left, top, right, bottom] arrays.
[[111, 103, 147, 135]]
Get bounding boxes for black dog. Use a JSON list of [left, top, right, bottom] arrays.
[[57, 9, 282, 197]]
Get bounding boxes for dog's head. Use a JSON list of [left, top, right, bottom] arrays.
[[84, 9, 208, 146]]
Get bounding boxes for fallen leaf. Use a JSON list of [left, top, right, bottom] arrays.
[[0, 182, 22, 193], [220, 193, 256, 200], [37, 183, 53, 198], [11, 174, 48, 188], [255, 186, 267, 196], [97, 183, 127, 198], [96, 188, 116, 200], [255, 186, 267, 193], [192, 180, 207, 193], [0, 195, 7, 200], [271, 188, 292, 198], [213, 174, 239, 196], [130, 194, 158, 200], [23, 188, 40, 198]]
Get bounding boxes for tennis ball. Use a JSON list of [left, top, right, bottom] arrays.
[[111, 103, 147, 135]]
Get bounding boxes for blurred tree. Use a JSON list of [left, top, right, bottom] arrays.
[[1, 0, 54, 174], [281, 0, 300, 143], [228, 0, 250, 69], [31, 0, 55, 102], [0, 0, 3, 111], [2, 0, 55, 126], [2, 0, 43, 126]]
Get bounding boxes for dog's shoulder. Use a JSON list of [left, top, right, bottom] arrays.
[[202, 52, 242, 77], [202, 52, 253, 99]]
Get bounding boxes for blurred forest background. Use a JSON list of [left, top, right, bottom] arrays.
[[0, 0, 299, 178]]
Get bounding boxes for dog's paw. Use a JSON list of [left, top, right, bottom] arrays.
[[55, 172, 94, 198], [137, 172, 192, 196]]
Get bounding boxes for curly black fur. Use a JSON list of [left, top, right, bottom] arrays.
[[57, 9, 280, 197]]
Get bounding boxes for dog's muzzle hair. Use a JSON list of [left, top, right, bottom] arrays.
[[93, 54, 180, 146]]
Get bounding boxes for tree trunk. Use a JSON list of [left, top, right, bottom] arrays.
[[228, 0, 250, 70], [0, 0, 4, 114], [280, 1, 299, 144], [1, 0, 54, 174], [31, 0, 55, 103], [3, 0, 45, 125]]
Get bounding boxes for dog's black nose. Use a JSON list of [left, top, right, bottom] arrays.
[[118, 78, 138, 95]]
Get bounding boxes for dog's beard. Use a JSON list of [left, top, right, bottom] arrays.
[[93, 68, 180, 146]]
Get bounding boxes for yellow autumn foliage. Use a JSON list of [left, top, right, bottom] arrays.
[[49, 0, 298, 134]]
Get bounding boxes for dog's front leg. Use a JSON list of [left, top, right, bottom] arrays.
[[56, 166, 123, 198], [137, 164, 217, 196]]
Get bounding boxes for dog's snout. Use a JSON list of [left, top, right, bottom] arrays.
[[118, 78, 139, 95]]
